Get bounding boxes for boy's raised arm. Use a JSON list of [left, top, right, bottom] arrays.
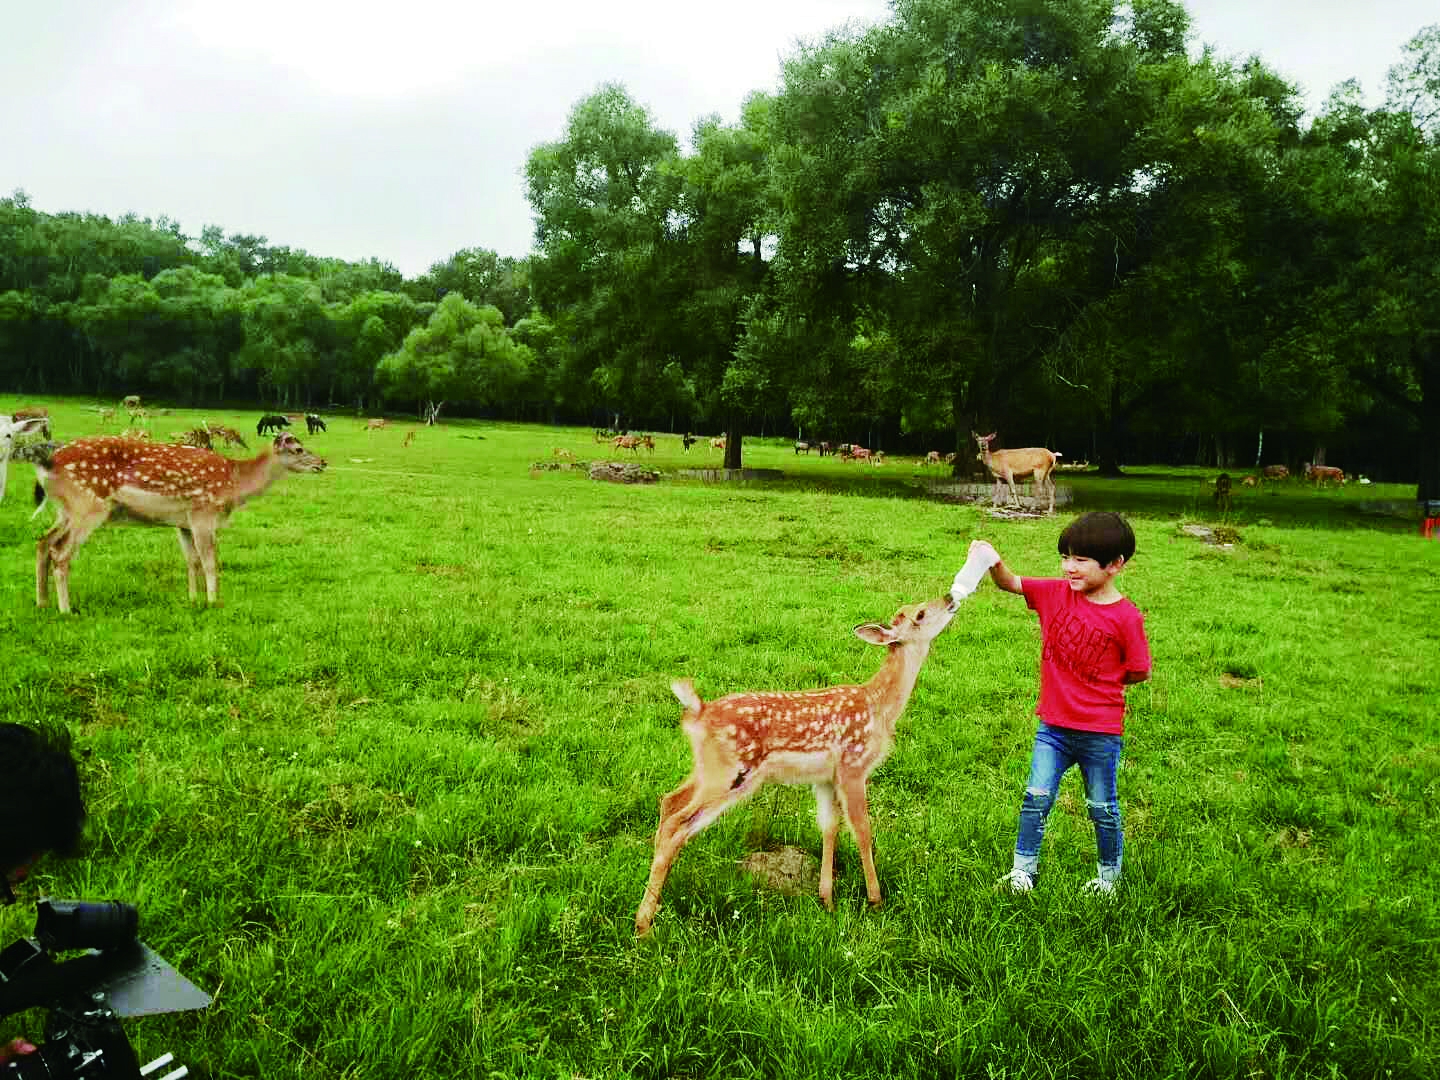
[[958, 540, 1023, 596]]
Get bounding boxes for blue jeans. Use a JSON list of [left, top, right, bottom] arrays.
[[1013, 723, 1123, 881]]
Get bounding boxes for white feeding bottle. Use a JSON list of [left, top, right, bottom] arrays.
[[950, 544, 1000, 601]]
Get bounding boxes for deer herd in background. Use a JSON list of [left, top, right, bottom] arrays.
[[1213, 461, 1356, 511], [4, 401, 1363, 612]]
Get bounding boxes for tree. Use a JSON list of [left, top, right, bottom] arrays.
[[329, 290, 420, 411], [376, 293, 531, 424], [1366, 24, 1440, 500], [232, 275, 337, 406], [762, 0, 1305, 471], [672, 100, 777, 465], [413, 248, 532, 325], [525, 85, 688, 431]]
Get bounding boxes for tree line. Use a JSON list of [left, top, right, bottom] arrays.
[[0, 203, 537, 421], [2, 0, 1437, 498]]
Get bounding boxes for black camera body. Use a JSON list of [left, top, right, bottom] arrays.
[[0, 900, 210, 1079]]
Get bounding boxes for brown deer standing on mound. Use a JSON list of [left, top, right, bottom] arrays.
[[972, 432, 1062, 514], [635, 591, 965, 936], [35, 432, 327, 613]]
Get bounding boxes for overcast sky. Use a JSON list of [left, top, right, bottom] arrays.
[[3, 1, 1434, 278]]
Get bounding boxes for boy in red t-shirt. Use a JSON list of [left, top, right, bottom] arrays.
[[965, 512, 1151, 895]]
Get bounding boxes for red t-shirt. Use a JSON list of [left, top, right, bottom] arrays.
[[1021, 577, 1151, 735]]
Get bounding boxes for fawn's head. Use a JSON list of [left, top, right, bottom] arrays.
[[854, 595, 960, 649]]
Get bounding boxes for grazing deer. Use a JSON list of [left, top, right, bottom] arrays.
[[210, 424, 249, 450], [972, 432, 1062, 514], [305, 413, 327, 435], [257, 414, 290, 436], [613, 434, 641, 453], [1, 414, 52, 502], [366, 418, 388, 432], [174, 427, 214, 450], [1261, 464, 1289, 482], [35, 432, 327, 614], [1304, 463, 1346, 487], [635, 592, 964, 936]]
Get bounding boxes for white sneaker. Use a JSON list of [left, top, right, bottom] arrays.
[[996, 867, 1035, 894], [1082, 876, 1117, 897]]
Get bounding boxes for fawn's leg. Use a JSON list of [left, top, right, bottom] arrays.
[[813, 782, 839, 911], [636, 774, 755, 936], [36, 510, 70, 608], [48, 501, 111, 614], [187, 511, 222, 605], [839, 772, 882, 908], [176, 528, 202, 601]]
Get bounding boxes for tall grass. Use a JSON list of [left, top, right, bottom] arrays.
[[2, 401, 1436, 1078]]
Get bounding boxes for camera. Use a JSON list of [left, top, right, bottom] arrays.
[[0, 900, 210, 1079]]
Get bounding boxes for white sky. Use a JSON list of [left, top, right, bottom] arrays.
[[2, 1, 1434, 278]]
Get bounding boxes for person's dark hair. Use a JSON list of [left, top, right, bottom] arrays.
[[0, 722, 86, 870], [1057, 511, 1136, 567]]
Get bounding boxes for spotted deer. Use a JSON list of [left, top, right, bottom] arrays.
[[35, 432, 327, 613], [635, 592, 965, 936]]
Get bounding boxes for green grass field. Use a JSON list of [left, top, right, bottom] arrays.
[[2, 400, 1437, 1079]]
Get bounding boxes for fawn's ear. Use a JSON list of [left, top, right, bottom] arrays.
[[854, 623, 896, 646]]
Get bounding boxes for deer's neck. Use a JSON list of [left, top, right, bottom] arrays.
[[229, 450, 285, 504], [863, 643, 931, 730]]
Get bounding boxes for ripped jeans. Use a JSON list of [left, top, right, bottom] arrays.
[[1012, 723, 1123, 881]]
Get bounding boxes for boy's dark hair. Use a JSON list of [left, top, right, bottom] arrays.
[[0, 722, 86, 870], [1057, 511, 1136, 567]]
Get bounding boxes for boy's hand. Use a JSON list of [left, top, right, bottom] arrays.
[[952, 541, 1003, 600], [968, 540, 999, 562], [968, 540, 1023, 595]]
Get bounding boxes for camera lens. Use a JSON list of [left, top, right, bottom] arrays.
[[35, 900, 139, 952]]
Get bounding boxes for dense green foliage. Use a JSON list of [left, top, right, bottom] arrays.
[[2, 2, 1438, 492], [1, 401, 1435, 1078]]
